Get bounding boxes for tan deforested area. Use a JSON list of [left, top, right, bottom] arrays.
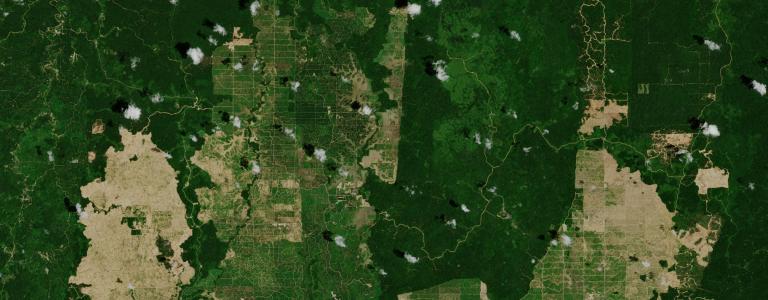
[[694, 167, 729, 195], [363, 7, 407, 184], [649, 132, 693, 162], [190, 130, 249, 241], [676, 217, 721, 267], [362, 109, 402, 184], [578, 99, 628, 134], [224, 27, 253, 51], [397, 279, 489, 300], [91, 119, 104, 134], [526, 150, 681, 299], [70, 128, 193, 300]]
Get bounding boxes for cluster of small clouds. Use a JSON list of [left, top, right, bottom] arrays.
[[483, 137, 493, 150], [433, 60, 449, 81], [549, 233, 573, 247], [130, 57, 140, 70], [676, 149, 694, 163], [472, 133, 493, 150], [283, 127, 296, 140]]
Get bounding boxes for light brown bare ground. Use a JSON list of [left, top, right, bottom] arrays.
[[695, 167, 729, 195], [578, 99, 628, 134], [70, 128, 193, 300], [676, 216, 721, 267], [91, 119, 104, 134], [649, 132, 693, 162], [577, 150, 680, 298]]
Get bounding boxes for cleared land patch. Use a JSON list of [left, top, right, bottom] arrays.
[[70, 128, 193, 299]]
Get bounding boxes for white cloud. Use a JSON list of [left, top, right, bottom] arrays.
[[404, 253, 419, 264], [641, 260, 651, 268], [560, 234, 572, 247], [550, 239, 558, 246], [250, 1, 261, 16], [252, 59, 260, 71], [251, 161, 261, 175], [150, 93, 163, 103], [473, 132, 481, 145], [406, 4, 421, 18], [232, 116, 241, 128], [189, 135, 198, 142], [487, 186, 497, 193], [379, 269, 388, 276], [431, 0, 442, 6], [207, 36, 218, 46], [163, 152, 173, 159], [509, 30, 521, 41], [446, 219, 457, 229], [338, 168, 349, 177], [169, 0, 178, 5], [483, 137, 493, 150], [314, 148, 327, 162], [523, 146, 532, 153], [233, 62, 243, 71], [471, 32, 480, 39], [290, 81, 300, 92], [130, 57, 140, 70], [123, 104, 141, 120], [361, 105, 373, 115], [460, 204, 470, 213], [433, 60, 449, 81], [75, 203, 88, 219], [333, 235, 347, 248], [701, 122, 720, 138], [704, 39, 721, 51], [283, 127, 296, 140], [676, 149, 693, 163], [187, 47, 204, 65], [47, 150, 54, 162], [752, 80, 766, 96], [213, 24, 227, 36]]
